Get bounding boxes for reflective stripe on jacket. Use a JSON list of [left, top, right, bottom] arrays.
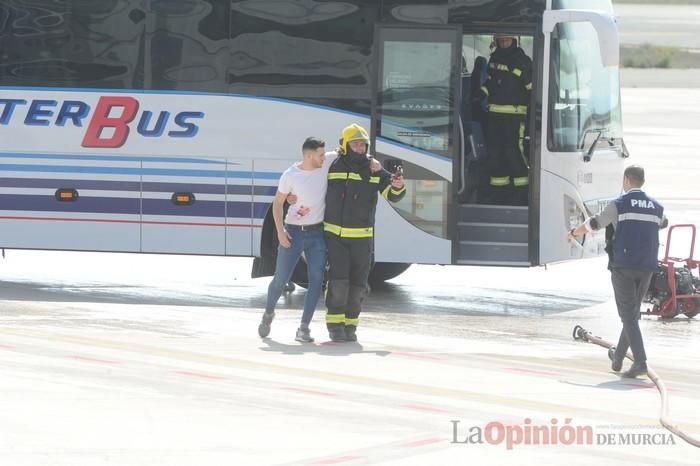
[[612, 189, 664, 271], [324, 152, 406, 238]]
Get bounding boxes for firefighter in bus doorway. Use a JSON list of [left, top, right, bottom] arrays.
[[323, 124, 406, 342], [479, 33, 533, 205]]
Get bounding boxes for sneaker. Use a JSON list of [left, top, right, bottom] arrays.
[[344, 325, 357, 342], [608, 347, 624, 372], [621, 361, 648, 378], [328, 326, 346, 342], [295, 325, 314, 343], [258, 311, 275, 338]]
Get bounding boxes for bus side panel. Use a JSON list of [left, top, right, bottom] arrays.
[[141, 160, 227, 255], [0, 154, 141, 252], [250, 159, 294, 258], [538, 155, 619, 264], [226, 159, 257, 257]]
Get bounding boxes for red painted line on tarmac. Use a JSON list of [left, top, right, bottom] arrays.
[[401, 404, 451, 414], [0, 343, 16, 349], [400, 437, 443, 448], [506, 367, 561, 376], [283, 387, 337, 397], [311, 456, 364, 465], [393, 352, 448, 361], [172, 370, 226, 380], [70, 355, 121, 365]]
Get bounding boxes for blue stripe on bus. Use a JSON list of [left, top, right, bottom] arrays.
[[0, 164, 281, 179], [0, 194, 268, 219], [0, 152, 228, 165], [0, 177, 278, 196]]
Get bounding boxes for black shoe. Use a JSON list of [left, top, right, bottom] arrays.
[[621, 361, 648, 378], [608, 347, 624, 372], [344, 325, 357, 342], [258, 311, 275, 338], [295, 325, 314, 343], [328, 326, 346, 342]]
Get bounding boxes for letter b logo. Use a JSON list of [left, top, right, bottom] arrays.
[[82, 96, 139, 148]]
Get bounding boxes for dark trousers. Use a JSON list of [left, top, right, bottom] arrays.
[[611, 267, 653, 364], [484, 112, 528, 205], [325, 235, 372, 328]]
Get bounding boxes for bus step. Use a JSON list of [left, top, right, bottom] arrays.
[[457, 241, 529, 263], [457, 204, 528, 224], [457, 222, 528, 243]]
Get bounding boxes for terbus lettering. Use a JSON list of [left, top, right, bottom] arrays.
[[0, 96, 204, 148]]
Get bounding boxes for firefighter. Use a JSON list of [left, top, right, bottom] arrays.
[[324, 124, 406, 342], [479, 33, 533, 205]]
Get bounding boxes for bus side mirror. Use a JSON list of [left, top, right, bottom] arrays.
[[542, 9, 619, 67]]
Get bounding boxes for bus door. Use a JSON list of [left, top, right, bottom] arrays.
[[538, 9, 624, 265], [369, 25, 461, 266]]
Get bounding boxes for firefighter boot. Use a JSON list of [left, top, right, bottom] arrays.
[[344, 325, 357, 342], [328, 323, 346, 342], [258, 311, 275, 338]]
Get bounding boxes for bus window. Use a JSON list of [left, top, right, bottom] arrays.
[[377, 40, 453, 155], [381, 159, 450, 239], [548, 22, 622, 152], [0, 2, 143, 89]]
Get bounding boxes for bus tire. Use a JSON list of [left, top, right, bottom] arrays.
[[368, 262, 411, 286]]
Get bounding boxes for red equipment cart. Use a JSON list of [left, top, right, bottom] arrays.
[[644, 224, 700, 318]]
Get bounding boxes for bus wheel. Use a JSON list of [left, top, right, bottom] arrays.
[[368, 262, 411, 286]]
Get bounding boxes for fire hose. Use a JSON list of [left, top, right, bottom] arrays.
[[572, 325, 700, 448]]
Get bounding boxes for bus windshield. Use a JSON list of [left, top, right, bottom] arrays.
[[548, 21, 622, 152]]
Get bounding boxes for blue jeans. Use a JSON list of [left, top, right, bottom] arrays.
[[265, 225, 326, 324]]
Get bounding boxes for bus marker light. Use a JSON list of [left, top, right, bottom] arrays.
[[172, 192, 195, 205], [55, 189, 79, 202]]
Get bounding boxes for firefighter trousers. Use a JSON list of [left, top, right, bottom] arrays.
[[325, 234, 372, 330], [484, 112, 529, 205]]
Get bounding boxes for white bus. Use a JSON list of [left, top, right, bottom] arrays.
[[0, 0, 625, 285]]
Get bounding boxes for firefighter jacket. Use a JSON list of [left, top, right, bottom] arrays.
[[324, 151, 406, 239], [481, 43, 532, 116]]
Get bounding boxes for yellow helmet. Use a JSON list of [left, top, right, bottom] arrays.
[[339, 123, 370, 154]]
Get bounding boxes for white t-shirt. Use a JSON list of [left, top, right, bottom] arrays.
[[278, 153, 335, 225]]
